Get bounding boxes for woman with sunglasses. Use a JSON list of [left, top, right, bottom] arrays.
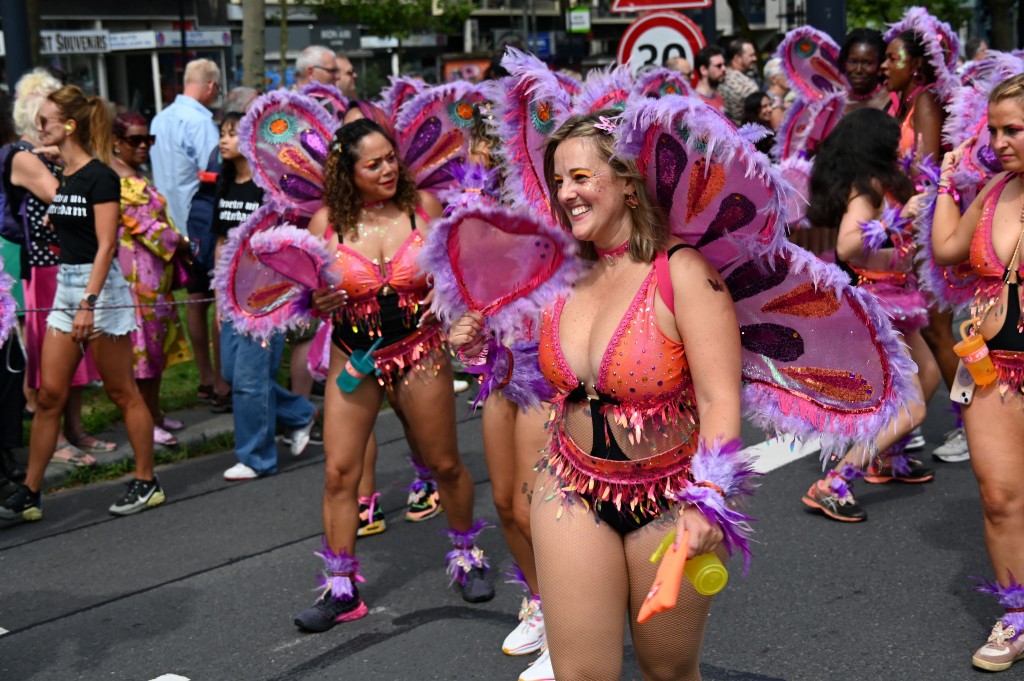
[[0, 86, 162, 522], [110, 111, 191, 448]]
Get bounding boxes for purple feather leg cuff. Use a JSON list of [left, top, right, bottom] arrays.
[[976, 575, 1024, 638], [445, 519, 491, 586], [314, 537, 365, 601]]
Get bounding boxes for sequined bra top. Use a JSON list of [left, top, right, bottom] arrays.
[[330, 205, 432, 325], [971, 173, 1024, 281], [540, 268, 694, 413]]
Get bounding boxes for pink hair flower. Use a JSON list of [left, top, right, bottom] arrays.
[[594, 115, 620, 135]]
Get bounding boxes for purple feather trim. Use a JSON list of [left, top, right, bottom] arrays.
[[378, 76, 426, 125], [444, 519, 491, 586], [911, 175, 981, 313], [860, 203, 907, 253], [417, 201, 581, 343], [737, 122, 771, 146], [437, 161, 501, 211], [0, 257, 14, 346], [631, 67, 692, 98], [572, 63, 633, 115], [976, 575, 1024, 635], [504, 563, 532, 596], [465, 339, 553, 412], [298, 82, 349, 120], [406, 455, 434, 494], [314, 537, 365, 601], [884, 7, 961, 102], [667, 437, 760, 573], [395, 80, 483, 137]]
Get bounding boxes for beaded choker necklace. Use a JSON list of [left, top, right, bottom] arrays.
[[361, 199, 387, 210], [849, 83, 882, 102], [595, 241, 629, 264]]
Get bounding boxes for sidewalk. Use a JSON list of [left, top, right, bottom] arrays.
[[13, 405, 238, 491]]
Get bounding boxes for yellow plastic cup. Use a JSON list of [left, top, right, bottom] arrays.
[[953, 320, 998, 387], [684, 552, 729, 596]]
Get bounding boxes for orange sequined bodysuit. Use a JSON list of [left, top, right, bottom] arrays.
[[969, 173, 1024, 393], [330, 206, 443, 386], [538, 250, 699, 533]]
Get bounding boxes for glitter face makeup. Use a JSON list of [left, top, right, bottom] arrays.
[[552, 137, 633, 248]]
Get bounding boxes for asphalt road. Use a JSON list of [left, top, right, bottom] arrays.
[[0, 395, 1006, 681]]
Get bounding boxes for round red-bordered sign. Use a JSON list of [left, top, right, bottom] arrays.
[[617, 10, 707, 75]]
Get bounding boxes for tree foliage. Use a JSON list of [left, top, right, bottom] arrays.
[[846, 0, 972, 32], [318, 0, 476, 41]]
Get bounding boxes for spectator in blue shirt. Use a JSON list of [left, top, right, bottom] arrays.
[[150, 59, 227, 407]]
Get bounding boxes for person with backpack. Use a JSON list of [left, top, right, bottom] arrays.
[[2, 68, 110, 467]]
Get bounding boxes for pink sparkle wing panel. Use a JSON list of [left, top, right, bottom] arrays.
[[617, 96, 915, 457], [238, 90, 339, 219], [776, 26, 847, 101], [394, 81, 485, 198]]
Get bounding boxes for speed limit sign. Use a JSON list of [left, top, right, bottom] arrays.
[[617, 11, 707, 75]]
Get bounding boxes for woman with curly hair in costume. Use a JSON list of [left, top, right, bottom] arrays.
[[932, 72, 1024, 673], [293, 118, 493, 632]]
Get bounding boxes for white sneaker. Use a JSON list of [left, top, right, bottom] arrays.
[[932, 427, 970, 463], [519, 647, 555, 681], [224, 462, 258, 481], [453, 379, 470, 394], [503, 598, 545, 656], [904, 426, 925, 451], [288, 417, 315, 457]]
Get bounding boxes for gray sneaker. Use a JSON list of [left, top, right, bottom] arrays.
[[294, 588, 368, 632], [109, 478, 165, 516], [932, 428, 970, 463]]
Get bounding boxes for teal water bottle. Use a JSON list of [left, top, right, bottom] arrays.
[[336, 338, 384, 393]]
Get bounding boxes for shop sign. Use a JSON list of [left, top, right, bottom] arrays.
[[313, 26, 360, 52], [154, 29, 232, 48], [40, 30, 110, 55], [109, 32, 159, 51], [361, 34, 442, 49]]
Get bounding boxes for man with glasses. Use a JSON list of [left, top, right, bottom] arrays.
[[335, 52, 358, 100], [150, 58, 228, 410], [295, 45, 340, 88]]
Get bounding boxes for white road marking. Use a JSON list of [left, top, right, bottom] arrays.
[[0, 628, 8, 636], [149, 675, 189, 681], [747, 434, 821, 474]]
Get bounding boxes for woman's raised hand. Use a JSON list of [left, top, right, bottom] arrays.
[[941, 136, 976, 178]]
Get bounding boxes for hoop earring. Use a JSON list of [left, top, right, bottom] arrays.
[[625, 192, 639, 209]]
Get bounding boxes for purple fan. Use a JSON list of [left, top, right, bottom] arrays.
[[494, 48, 573, 222], [419, 202, 581, 343], [250, 224, 342, 292], [778, 157, 813, 229], [777, 26, 847, 100], [617, 95, 916, 458], [573, 64, 633, 114], [238, 90, 339, 219], [394, 80, 486, 197], [379, 76, 427, 132]]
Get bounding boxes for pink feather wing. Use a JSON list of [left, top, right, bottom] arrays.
[[777, 26, 847, 100], [238, 90, 338, 219], [617, 96, 915, 457], [493, 48, 572, 222], [395, 81, 485, 197]]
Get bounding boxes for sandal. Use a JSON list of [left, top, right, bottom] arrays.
[[52, 443, 97, 467], [160, 417, 185, 432], [211, 390, 232, 414], [67, 434, 117, 453], [154, 426, 179, 448], [197, 384, 215, 401]]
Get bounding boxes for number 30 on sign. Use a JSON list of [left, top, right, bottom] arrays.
[[617, 11, 707, 75]]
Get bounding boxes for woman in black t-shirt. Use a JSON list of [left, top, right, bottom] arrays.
[[0, 86, 163, 522]]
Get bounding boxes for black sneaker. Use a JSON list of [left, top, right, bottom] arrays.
[[459, 567, 496, 604], [108, 477, 166, 516], [801, 477, 866, 522], [294, 588, 368, 632], [0, 484, 42, 521], [309, 419, 323, 446], [357, 497, 387, 537], [0, 449, 25, 483]]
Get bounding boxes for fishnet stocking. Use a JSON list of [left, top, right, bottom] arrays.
[[532, 471, 716, 681]]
